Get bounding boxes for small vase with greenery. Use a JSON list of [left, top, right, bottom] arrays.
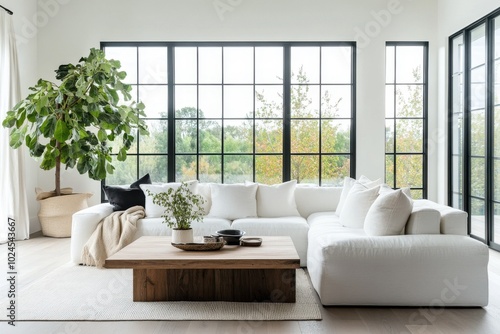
[[146, 183, 205, 243]]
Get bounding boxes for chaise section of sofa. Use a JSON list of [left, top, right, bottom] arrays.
[[308, 232, 489, 306], [306, 202, 489, 306]]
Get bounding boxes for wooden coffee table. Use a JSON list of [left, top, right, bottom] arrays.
[[104, 236, 300, 303]]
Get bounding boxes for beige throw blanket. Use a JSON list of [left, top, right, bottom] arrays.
[[81, 205, 145, 268]]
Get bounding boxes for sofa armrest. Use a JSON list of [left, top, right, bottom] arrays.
[[405, 207, 440, 235], [413, 200, 468, 235], [70, 203, 114, 264]]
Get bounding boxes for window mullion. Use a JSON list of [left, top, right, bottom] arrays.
[[167, 46, 176, 182], [486, 17, 495, 245], [283, 45, 291, 182], [463, 30, 472, 235], [422, 43, 429, 199]]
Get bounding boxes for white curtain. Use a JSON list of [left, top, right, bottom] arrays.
[[0, 10, 30, 242]]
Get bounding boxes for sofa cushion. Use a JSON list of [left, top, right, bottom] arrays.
[[364, 189, 413, 236], [231, 216, 309, 267], [207, 183, 258, 220], [405, 207, 441, 234], [339, 182, 380, 228], [140, 180, 198, 218], [307, 211, 339, 227], [413, 200, 468, 235], [336, 176, 381, 215], [103, 173, 151, 211], [295, 186, 342, 218], [254, 180, 300, 217]]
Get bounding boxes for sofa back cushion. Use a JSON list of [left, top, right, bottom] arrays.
[[412, 199, 468, 235], [405, 207, 441, 234], [295, 185, 342, 218]]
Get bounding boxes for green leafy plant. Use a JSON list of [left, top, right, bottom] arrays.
[[2, 48, 149, 196], [147, 183, 206, 230]]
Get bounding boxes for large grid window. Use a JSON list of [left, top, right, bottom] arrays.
[[450, 34, 465, 211], [385, 42, 428, 199], [174, 46, 285, 184], [103, 42, 355, 188], [104, 46, 169, 183], [449, 8, 500, 250], [290, 46, 353, 184]]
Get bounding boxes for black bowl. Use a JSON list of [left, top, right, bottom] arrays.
[[214, 229, 246, 245]]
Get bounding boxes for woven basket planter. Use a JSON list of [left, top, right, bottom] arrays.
[[37, 192, 92, 238]]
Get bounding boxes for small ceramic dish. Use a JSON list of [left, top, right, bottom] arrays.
[[239, 237, 263, 247]]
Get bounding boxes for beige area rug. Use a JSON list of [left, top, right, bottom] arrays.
[[1, 264, 321, 321]]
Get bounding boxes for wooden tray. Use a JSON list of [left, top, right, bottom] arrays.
[[171, 241, 225, 251]]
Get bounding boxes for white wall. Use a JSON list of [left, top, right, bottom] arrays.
[[435, 0, 499, 204], [3, 0, 39, 233], [14, 0, 447, 232]]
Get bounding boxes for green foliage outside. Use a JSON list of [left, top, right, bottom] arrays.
[[108, 67, 351, 186], [386, 68, 425, 199]]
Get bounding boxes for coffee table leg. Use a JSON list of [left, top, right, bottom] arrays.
[[133, 269, 167, 301]]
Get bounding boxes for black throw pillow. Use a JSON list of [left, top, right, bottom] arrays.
[[130, 173, 151, 189], [103, 174, 151, 211]]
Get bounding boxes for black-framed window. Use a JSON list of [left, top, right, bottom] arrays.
[[449, 8, 500, 250], [102, 42, 356, 190], [450, 34, 465, 212], [385, 42, 428, 199]]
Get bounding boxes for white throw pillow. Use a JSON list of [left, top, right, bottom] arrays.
[[140, 181, 198, 218], [364, 189, 413, 236], [253, 180, 300, 218], [379, 183, 413, 201], [207, 183, 258, 220], [339, 182, 380, 228], [336, 176, 381, 216], [196, 182, 213, 215], [335, 177, 356, 216]]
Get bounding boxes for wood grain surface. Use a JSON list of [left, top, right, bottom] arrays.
[[105, 236, 300, 302], [105, 236, 300, 269]]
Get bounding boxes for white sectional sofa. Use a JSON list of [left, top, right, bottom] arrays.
[[70, 179, 489, 306]]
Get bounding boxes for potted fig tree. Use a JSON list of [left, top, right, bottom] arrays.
[[2, 48, 148, 237]]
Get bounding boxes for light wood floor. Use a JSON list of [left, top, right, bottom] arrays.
[[1, 236, 500, 334]]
